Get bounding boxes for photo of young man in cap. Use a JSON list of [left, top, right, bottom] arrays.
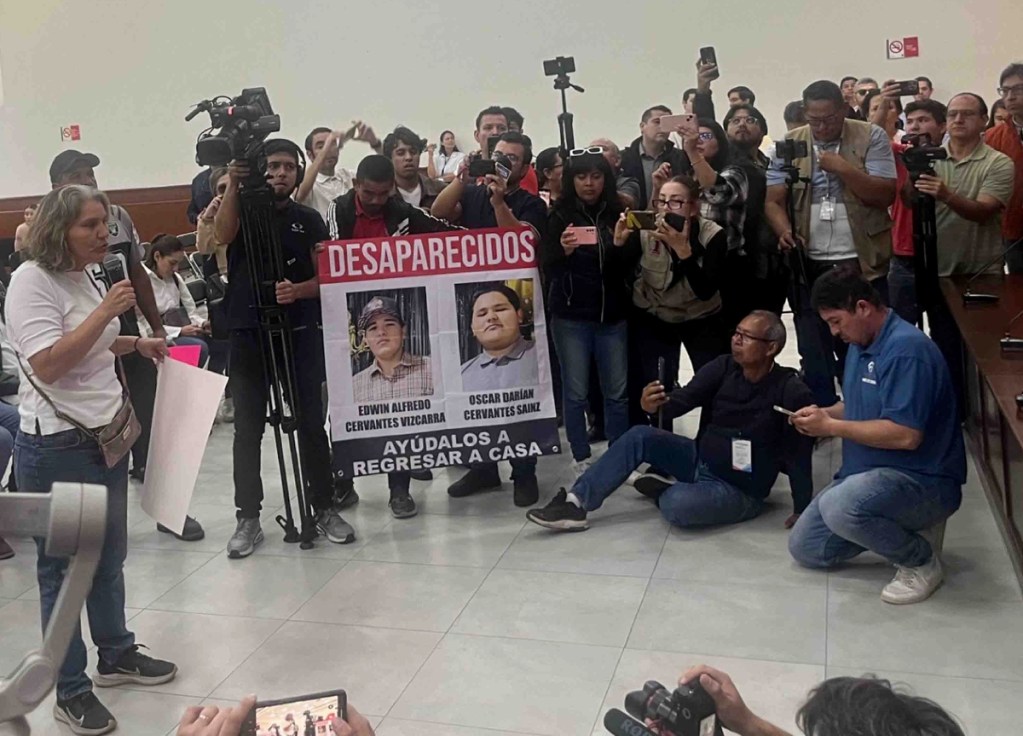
[[351, 294, 433, 402]]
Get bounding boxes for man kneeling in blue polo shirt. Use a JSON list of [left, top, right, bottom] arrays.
[[788, 267, 966, 605]]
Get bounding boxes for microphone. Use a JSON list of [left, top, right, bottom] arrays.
[[962, 236, 1023, 305], [1000, 308, 1023, 352], [100, 254, 129, 331], [603, 708, 657, 736]]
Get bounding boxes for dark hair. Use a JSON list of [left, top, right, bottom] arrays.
[[439, 130, 460, 153], [999, 62, 1023, 87], [263, 138, 303, 167], [948, 92, 988, 118], [915, 75, 933, 88], [355, 154, 394, 184], [810, 265, 883, 312], [696, 118, 730, 171], [304, 126, 332, 155], [840, 75, 858, 86], [496, 131, 533, 167], [475, 105, 507, 131], [723, 103, 769, 136], [471, 283, 521, 312], [682, 88, 698, 103], [803, 80, 845, 107], [797, 676, 966, 736], [208, 166, 228, 195], [665, 174, 702, 199], [784, 100, 807, 126], [557, 153, 621, 218], [501, 106, 524, 130], [383, 126, 425, 158], [145, 233, 185, 272], [905, 98, 948, 125], [642, 105, 672, 123], [535, 147, 562, 189], [727, 85, 756, 105], [861, 89, 903, 119], [989, 98, 1007, 129]]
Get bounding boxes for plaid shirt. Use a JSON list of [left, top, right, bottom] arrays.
[[352, 353, 433, 403], [700, 164, 749, 254]]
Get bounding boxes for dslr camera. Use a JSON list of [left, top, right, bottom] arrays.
[[901, 133, 948, 178], [186, 87, 281, 167], [607, 680, 724, 736]]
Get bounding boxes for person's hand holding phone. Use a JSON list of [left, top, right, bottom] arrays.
[[177, 696, 256, 736], [486, 172, 507, 205], [640, 380, 670, 414], [328, 704, 376, 736], [560, 226, 580, 256], [653, 216, 691, 260], [696, 60, 719, 91], [613, 211, 632, 246]]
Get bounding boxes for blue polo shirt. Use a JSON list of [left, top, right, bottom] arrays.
[[838, 310, 966, 486]]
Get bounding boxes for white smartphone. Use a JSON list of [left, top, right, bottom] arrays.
[[773, 405, 796, 417]]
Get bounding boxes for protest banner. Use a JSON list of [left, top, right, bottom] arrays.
[[318, 225, 561, 478]]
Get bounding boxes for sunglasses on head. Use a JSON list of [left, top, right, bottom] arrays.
[[569, 146, 604, 157]]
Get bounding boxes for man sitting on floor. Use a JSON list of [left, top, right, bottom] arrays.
[[788, 267, 966, 605], [527, 310, 814, 531]]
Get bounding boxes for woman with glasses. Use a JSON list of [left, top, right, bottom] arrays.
[[535, 147, 564, 209], [628, 175, 729, 425], [541, 150, 631, 476]]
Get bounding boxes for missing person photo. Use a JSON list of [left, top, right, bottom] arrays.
[[456, 279, 539, 392], [348, 287, 433, 402]]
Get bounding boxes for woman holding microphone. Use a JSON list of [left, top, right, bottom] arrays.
[[6, 185, 177, 735]]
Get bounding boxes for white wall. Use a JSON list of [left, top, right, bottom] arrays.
[[0, 0, 1019, 198]]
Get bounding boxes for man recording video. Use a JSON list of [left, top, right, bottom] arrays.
[[212, 139, 354, 557]]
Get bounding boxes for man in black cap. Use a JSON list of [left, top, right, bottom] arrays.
[[49, 149, 206, 543]]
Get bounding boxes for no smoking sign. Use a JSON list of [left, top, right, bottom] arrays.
[[887, 36, 919, 60]]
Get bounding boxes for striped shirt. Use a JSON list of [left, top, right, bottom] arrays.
[[352, 353, 433, 403]]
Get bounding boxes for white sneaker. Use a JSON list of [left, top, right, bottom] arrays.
[[625, 471, 643, 487], [881, 555, 944, 605], [570, 459, 592, 481]]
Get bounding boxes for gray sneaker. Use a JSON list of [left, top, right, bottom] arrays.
[[227, 518, 263, 559], [317, 508, 356, 544]]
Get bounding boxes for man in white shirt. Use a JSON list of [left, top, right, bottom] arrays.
[[297, 122, 382, 222]]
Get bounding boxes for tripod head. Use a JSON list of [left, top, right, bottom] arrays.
[[544, 56, 584, 153]]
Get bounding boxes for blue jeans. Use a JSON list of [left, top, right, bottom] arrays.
[[0, 401, 20, 476], [551, 317, 629, 461], [172, 335, 210, 367], [14, 429, 135, 700], [788, 467, 962, 568], [573, 426, 764, 528]]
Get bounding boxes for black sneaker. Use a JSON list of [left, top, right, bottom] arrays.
[[128, 466, 145, 483], [513, 475, 539, 507], [526, 489, 589, 531], [409, 469, 434, 482], [156, 516, 205, 542], [634, 473, 672, 502], [447, 464, 501, 498], [334, 478, 360, 511], [54, 691, 116, 735], [94, 644, 177, 687], [389, 494, 418, 519]]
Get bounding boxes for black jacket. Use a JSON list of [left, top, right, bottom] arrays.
[[620, 137, 692, 209], [326, 190, 459, 239], [541, 200, 635, 324]]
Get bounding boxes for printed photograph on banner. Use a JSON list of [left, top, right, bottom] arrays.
[[456, 279, 539, 392], [347, 287, 434, 403]]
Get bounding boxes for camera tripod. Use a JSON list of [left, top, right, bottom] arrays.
[[237, 164, 316, 550], [909, 184, 939, 328], [547, 60, 584, 156], [780, 161, 812, 314]]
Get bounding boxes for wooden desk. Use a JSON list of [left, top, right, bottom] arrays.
[[941, 275, 1023, 572]]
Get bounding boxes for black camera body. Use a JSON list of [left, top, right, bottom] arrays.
[[543, 55, 576, 77], [901, 134, 948, 178], [624, 680, 723, 736], [187, 87, 281, 167], [775, 139, 809, 165]]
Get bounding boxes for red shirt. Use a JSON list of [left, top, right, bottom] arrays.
[[352, 195, 389, 239], [890, 142, 914, 256], [520, 165, 539, 195], [985, 120, 1023, 239]]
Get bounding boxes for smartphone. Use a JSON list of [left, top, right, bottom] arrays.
[[660, 113, 698, 135], [243, 689, 346, 736], [663, 213, 687, 232], [773, 405, 796, 417], [699, 46, 720, 79], [567, 226, 598, 245], [656, 357, 667, 427], [894, 79, 920, 96], [626, 211, 658, 230], [486, 135, 502, 158], [468, 159, 497, 178]]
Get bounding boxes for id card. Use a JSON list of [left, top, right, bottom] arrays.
[[819, 196, 835, 222], [731, 438, 752, 473]]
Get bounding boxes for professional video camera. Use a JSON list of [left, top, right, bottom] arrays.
[[186, 87, 281, 167], [603, 680, 724, 736], [901, 133, 948, 179]]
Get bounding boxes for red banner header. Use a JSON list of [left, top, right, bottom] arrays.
[[318, 226, 537, 284]]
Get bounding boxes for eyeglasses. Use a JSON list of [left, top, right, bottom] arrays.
[[654, 199, 693, 210], [998, 84, 1023, 97], [728, 116, 761, 127], [698, 131, 715, 141], [569, 146, 604, 157], [732, 328, 773, 344], [805, 113, 843, 127]]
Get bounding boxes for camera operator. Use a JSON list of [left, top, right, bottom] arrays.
[[383, 126, 446, 209], [764, 80, 897, 409], [986, 63, 1023, 273], [620, 105, 693, 209], [431, 131, 547, 505], [214, 139, 353, 557], [296, 122, 382, 223]]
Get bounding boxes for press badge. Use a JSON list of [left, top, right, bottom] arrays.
[[731, 439, 752, 473], [819, 196, 836, 221]]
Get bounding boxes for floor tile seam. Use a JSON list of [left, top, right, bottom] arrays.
[[346, 554, 510, 571], [622, 642, 826, 668]]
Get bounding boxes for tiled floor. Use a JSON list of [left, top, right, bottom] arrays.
[[2, 322, 1022, 735]]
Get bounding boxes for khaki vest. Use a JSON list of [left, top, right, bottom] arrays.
[[788, 119, 892, 279], [632, 218, 723, 323]]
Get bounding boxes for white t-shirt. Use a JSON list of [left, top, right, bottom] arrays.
[[5, 261, 122, 435], [304, 168, 355, 223], [138, 265, 204, 339], [397, 182, 423, 207]]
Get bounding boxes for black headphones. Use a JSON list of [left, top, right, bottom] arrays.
[[262, 138, 307, 187]]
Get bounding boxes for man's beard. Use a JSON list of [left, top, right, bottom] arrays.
[[272, 186, 294, 202]]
